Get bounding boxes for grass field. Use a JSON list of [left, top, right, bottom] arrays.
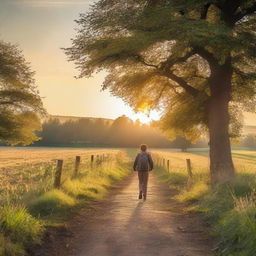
[[153, 149, 256, 256], [1, 147, 256, 256], [0, 147, 118, 168], [0, 147, 130, 256]]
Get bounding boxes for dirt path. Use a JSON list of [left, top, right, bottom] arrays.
[[39, 173, 213, 256]]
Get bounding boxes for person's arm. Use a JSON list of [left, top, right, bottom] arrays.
[[148, 153, 154, 171], [133, 154, 139, 171], [148, 154, 154, 171]]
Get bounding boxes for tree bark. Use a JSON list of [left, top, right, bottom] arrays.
[[208, 58, 235, 184]]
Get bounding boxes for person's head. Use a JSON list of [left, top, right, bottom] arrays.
[[140, 144, 147, 152]]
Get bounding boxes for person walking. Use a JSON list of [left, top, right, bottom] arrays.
[[133, 144, 154, 200]]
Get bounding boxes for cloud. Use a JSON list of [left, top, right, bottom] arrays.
[[5, 0, 92, 8]]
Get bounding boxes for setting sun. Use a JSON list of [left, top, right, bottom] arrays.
[[1, 1, 256, 255], [128, 110, 161, 124]]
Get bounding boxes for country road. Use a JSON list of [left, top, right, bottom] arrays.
[[37, 172, 213, 256]]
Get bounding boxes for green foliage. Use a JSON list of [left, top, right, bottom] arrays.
[[0, 206, 44, 246], [66, 0, 256, 142], [0, 206, 44, 256], [29, 189, 76, 217], [0, 152, 132, 255], [0, 40, 45, 146], [216, 193, 256, 256], [155, 155, 256, 256]]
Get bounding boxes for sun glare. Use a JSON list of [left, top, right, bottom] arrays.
[[128, 110, 161, 124], [137, 102, 150, 113]]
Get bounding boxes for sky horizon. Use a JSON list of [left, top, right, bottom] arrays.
[[0, 0, 255, 125]]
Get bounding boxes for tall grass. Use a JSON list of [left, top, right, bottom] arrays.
[[0, 150, 131, 255], [154, 150, 256, 256], [0, 206, 44, 256]]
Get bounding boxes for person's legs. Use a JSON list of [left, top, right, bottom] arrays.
[[138, 171, 143, 199], [142, 171, 149, 200]]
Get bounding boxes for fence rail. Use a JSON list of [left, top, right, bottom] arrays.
[[53, 153, 115, 189], [152, 153, 193, 178]]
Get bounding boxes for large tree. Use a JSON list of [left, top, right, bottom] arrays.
[[66, 0, 256, 183], [0, 40, 45, 145]]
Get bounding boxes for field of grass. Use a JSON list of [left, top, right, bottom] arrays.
[[0, 147, 118, 168], [153, 149, 256, 256], [0, 148, 131, 256], [2, 147, 256, 256]]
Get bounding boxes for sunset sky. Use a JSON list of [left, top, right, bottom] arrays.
[[0, 0, 255, 125]]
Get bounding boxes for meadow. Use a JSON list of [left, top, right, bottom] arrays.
[[0, 147, 130, 256], [153, 149, 256, 256], [1, 147, 256, 256]]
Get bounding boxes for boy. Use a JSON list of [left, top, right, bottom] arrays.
[[133, 144, 154, 200]]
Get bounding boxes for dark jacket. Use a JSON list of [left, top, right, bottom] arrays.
[[133, 152, 154, 171]]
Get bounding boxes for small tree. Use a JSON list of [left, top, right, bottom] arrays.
[[172, 136, 192, 152], [241, 133, 256, 148], [0, 40, 45, 145], [66, 0, 256, 183]]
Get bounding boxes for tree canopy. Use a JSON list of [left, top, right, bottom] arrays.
[[66, 0, 256, 182], [66, 0, 256, 139], [0, 40, 45, 145]]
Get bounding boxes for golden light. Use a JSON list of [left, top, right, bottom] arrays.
[[137, 102, 151, 114], [128, 110, 161, 124]]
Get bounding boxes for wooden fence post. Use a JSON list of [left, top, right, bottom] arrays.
[[54, 160, 63, 189], [167, 160, 170, 173], [163, 158, 165, 168], [74, 156, 81, 177], [186, 159, 193, 178], [91, 155, 94, 168]]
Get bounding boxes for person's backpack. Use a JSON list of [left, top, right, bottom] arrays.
[[137, 152, 150, 171]]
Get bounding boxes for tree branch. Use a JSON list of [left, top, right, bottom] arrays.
[[200, 3, 211, 19], [131, 51, 201, 97], [233, 2, 256, 23], [194, 47, 218, 69], [160, 49, 197, 72], [132, 50, 200, 97], [161, 71, 199, 97], [132, 54, 158, 68], [153, 85, 166, 106], [0, 101, 15, 105]]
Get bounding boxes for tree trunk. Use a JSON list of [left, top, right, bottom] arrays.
[[208, 58, 235, 184]]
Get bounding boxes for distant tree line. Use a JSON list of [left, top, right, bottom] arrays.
[[240, 134, 256, 148], [35, 115, 207, 149]]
